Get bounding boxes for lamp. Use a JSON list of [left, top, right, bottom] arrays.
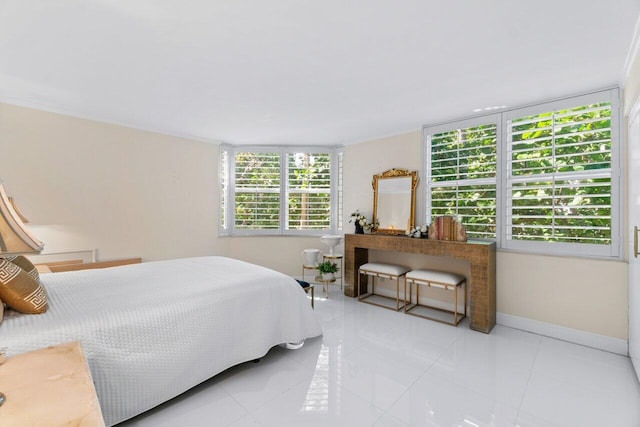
[[8, 196, 29, 223], [0, 183, 43, 255]]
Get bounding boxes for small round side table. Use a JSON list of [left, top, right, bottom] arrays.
[[314, 276, 336, 298]]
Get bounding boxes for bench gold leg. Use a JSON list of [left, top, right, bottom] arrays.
[[454, 284, 458, 324]]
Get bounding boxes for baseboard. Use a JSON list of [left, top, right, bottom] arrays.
[[497, 312, 628, 356]]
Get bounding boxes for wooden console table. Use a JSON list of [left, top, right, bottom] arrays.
[[345, 233, 496, 333]]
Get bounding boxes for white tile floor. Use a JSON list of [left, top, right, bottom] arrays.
[[120, 287, 640, 426]]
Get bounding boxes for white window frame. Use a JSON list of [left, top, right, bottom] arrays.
[[501, 89, 620, 257], [219, 145, 343, 236], [423, 88, 621, 258], [422, 114, 502, 245]]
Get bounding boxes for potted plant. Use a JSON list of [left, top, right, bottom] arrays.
[[317, 260, 338, 280]]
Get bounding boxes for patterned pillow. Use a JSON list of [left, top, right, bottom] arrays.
[[0, 258, 48, 314], [4, 255, 40, 283], [0, 298, 3, 325]]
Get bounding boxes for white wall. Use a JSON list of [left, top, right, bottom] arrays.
[[0, 103, 224, 261], [342, 131, 422, 229], [624, 39, 640, 115]]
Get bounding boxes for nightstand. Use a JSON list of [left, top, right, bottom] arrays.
[[0, 341, 105, 426]]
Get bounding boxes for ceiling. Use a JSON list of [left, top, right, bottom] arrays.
[[1, 1, 639, 146]]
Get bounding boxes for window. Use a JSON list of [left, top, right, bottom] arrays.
[[219, 146, 343, 236], [426, 117, 500, 240], [234, 150, 281, 231], [287, 152, 332, 230], [424, 89, 620, 257]]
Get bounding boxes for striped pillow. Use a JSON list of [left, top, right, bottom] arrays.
[[0, 258, 48, 314]]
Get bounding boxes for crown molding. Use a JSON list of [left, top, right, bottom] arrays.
[[0, 96, 221, 146]]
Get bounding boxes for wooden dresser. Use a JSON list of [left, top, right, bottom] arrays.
[[0, 341, 105, 426]]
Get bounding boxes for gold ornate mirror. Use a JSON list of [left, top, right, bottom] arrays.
[[372, 168, 418, 234]]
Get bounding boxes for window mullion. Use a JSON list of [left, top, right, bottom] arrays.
[[281, 147, 287, 235]]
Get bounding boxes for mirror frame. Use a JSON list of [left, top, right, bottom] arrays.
[[372, 168, 419, 234]]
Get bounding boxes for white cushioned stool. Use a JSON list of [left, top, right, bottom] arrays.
[[404, 269, 466, 325], [358, 262, 410, 311]]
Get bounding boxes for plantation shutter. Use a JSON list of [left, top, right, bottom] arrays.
[[506, 100, 614, 252], [286, 151, 332, 230], [427, 119, 499, 239], [422, 88, 619, 257], [234, 151, 281, 230]]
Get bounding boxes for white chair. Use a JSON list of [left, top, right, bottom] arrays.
[[357, 262, 410, 311]]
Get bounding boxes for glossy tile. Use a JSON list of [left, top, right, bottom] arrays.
[[250, 380, 384, 426], [373, 317, 457, 365], [227, 414, 264, 427], [216, 348, 319, 412], [338, 343, 422, 410], [119, 291, 640, 427], [371, 413, 410, 426], [123, 378, 248, 426], [533, 336, 637, 393], [518, 370, 640, 426], [387, 370, 520, 426], [428, 348, 531, 408], [449, 325, 541, 372]]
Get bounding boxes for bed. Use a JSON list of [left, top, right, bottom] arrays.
[[0, 256, 322, 426]]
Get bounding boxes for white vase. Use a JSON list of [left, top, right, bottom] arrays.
[[302, 249, 321, 266], [321, 272, 334, 280]]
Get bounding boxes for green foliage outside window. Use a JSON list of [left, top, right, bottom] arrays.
[[509, 102, 611, 244], [428, 100, 613, 247], [234, 152, 281, 229], [287, 152, 331, 230], [430, 124, 498, 239], [232, 151, 333, 231]]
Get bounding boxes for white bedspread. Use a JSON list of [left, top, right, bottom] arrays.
[[0, 256, 322, 426]]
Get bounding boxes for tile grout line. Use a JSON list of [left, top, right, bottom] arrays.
[[512, 334, 543, 424]]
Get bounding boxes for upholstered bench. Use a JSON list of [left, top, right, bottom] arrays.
[[358, 262, 410, 311], [404, 269, 466, 325]]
